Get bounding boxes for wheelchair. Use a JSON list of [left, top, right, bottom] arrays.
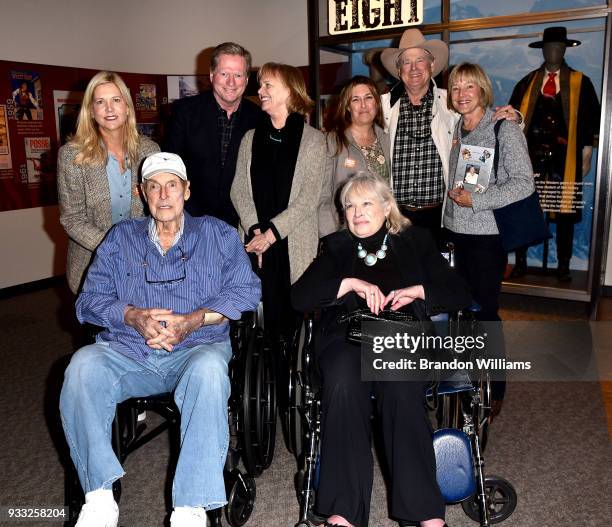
[[288, 306, 517, 527], [65, 308, 277, 527]]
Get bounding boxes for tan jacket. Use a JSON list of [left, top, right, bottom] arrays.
[[231, 123, 327, 284], [57, 137, 159, 293]]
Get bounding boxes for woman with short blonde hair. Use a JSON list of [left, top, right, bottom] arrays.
[[293, 171, 470, 527], [339, 171, 409, 234]]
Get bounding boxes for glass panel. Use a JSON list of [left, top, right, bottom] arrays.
[[450, 0, 605, 21], [449, 20, 605, 284], [423, 0, 442, 24]]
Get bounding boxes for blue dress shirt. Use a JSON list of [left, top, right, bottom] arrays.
[[76, 212, 261, 361], [106, 154, 132, 225]]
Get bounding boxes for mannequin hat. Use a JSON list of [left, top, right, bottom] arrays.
[[381, 28, 449, 79], [529, 26, 581, 48]]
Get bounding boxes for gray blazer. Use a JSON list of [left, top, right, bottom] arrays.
[[318, 125, 390, 237], [443, 109, 534, 235], [57, 137, 159, 293], [230, 123, 327, 284]]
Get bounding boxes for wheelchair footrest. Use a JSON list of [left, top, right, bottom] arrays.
[[433, 428, 476, 503]]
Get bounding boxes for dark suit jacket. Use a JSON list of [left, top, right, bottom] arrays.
[[164, 91, 261, 226], [291, 226, 472, 338]]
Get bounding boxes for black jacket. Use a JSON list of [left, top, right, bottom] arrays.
[[164, 91, 262, 226], [291, 226, 471, 334]]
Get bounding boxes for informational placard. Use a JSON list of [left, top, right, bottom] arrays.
[[166, 75, 209, 102], [0, 105, 12, 170], [53, 90, 83, 146], [328, 0, 423, 35]]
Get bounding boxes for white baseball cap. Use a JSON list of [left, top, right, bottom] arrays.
[[142, 152, 188, 181]]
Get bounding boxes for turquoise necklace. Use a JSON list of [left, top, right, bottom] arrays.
[[357, 233, 388, 267]]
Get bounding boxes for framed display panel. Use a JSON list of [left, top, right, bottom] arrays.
[[449, 20, 606, 301], [308, 0, 612, 304]]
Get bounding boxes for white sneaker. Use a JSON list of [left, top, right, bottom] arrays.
[[76, 489, 118, 527], [170, 506, 207, 527]]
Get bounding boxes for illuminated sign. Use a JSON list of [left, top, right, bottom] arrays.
[[328, 0, 423, 35]]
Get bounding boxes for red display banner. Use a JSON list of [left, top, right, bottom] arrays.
[[0, 61, 168, 212]]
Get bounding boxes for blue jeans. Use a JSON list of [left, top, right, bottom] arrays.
[[60, 340, 232, 509]]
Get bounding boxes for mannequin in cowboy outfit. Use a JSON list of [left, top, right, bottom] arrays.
[[509, 27, 599, 282]]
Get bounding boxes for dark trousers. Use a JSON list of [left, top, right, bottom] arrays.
[[554, 215, 575, 264], [449, 232, 507, 399], [399, 204, 446, 250], [449, 232, 506, 322], [315, 337, 444, 527]]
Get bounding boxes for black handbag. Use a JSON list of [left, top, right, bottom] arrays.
[[338, 308, 425, 346], [491, 121, 552, 252]]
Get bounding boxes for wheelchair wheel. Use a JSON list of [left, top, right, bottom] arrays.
[[225, 469, 256, 527], [255, 342, 277, 469], [242, 328, 277, 476], [285, 317, 311, 458], [461, 475, 517, 524]]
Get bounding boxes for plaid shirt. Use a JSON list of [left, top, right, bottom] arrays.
[[217, 103, 241, 168], [392, 89, 444, 206]]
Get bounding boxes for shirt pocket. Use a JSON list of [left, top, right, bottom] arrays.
[[187, 261, 222, 302]]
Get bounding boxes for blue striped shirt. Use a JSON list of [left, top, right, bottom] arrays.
[[76, 212, 261, 361]]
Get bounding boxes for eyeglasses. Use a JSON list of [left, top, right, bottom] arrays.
[[143, 246, 187, 285]]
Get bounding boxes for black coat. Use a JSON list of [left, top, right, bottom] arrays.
[[291, 226, 472, 341], [164, 91, 262, 226]]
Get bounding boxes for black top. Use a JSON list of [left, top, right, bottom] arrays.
[[351, 225, 403, 297], [292, 226, 472, 333], [250, 113, 304, 237]]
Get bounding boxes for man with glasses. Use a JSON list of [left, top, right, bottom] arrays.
[[165, 42, 261, 227], [60, 152, 261, 527]]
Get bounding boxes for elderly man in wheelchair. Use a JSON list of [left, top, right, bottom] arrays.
[[292, 173, 472, 527], [59, 152, 261, 527]]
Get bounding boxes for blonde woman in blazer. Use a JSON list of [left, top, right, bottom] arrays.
[[231, 62, 327, 347], [57, 71, 159, 294]]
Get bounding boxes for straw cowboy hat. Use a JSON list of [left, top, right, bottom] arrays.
[[528, 26, 581, 48], [381, 28, 449, 79]]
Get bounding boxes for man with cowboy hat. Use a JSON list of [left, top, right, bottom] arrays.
[[509, 26, 599, 282], [380, 28, 518, 244]]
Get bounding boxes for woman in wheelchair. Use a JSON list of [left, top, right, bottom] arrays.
[[292, 172, 471, 527]]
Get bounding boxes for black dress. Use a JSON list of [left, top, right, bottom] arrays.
[[250, 113, 304, 342], [292, 227, 471, 527]]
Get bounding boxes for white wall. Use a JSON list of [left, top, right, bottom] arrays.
[[0, 0, 309, 73], [0, 0, 309, 288]]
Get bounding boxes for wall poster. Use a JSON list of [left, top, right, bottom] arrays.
[[0, 61, 168, 212]]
